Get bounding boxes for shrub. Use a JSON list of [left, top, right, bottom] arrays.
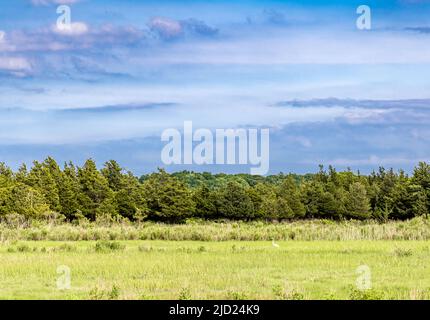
[[88, 285, 121, 300], [94, 241, 125, 253], [55, 243, 77, 252], [109, 285, 120, 300], [392, 247, 413, 257], [227, 290, 248, 300], [178, 287, 192, 300], [17, 244, 31, 252], [138, 245, 153, 252], [349, 287, 384, 300]]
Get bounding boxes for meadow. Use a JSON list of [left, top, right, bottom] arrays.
[[1, 217, 430, 242], [0, 219, 430, 300], [0, 240, 429, 300]]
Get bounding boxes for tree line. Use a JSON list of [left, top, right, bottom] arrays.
[[0, 157, 429, 223]]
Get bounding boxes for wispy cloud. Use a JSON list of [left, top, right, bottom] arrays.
[[405, 26, 430, 33], [148, 16, 218, 40], [0, 56, 32, 76], [31, 0, 82, 6], [276, 98, 430, 109], [0, 24, 145, 54]]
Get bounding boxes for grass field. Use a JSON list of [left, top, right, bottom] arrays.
[[1, 240, 430, 300], [1, 218, 430, 241]]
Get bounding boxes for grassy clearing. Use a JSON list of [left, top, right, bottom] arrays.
[[0, 240, 430, 300], [1, 217, 430, 242]]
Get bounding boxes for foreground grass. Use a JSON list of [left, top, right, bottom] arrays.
[[1, 217, 430, 241], [1, 240, 430, 300]]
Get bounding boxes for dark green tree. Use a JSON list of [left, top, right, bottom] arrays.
[[142, 169, 194, 222], [218, 181, 255, 220], [345, 182, 371, 219], [77, 159, 115, 220]]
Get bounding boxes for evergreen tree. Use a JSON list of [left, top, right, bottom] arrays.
[[102, 160, 124, 191], [143, 169, 194, 222], [115, 172, 147, 220], [193, 185, 218, 219], [27, 161, 61, 213], [77, 159, 114, 220], [9, 183, 50, 218], [58, 162, 81, 220], [412, 162, 430, 216], [277, 176, 306, 219], [345, 182, 371, 219], [218, 182, 255, 220]]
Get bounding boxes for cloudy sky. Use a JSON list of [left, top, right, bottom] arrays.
[[1, 0, 430, 174]]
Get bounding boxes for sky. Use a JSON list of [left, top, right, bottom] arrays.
[[1, 0, 430, 175]]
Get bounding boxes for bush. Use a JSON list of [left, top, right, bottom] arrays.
[[392, 247, 413, 257], [178, 288, 192, 300], [349, 287, 384, 300], [227, 290, 248, 300], [94, 241, 125, 253]]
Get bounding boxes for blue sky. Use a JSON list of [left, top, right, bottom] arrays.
[[1, 0, 430, 174]]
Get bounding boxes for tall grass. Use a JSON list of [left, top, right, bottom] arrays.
[[0, 217, 429, 242], [1, 240, 429, 299]]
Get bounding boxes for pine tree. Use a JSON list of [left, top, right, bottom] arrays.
[[9, 183, 50, 218], [412, 162, 430, 216], [143, 169, 194, 222], [27, 161, 61, 213], [58, 163, 81, 220], [115, 172, 147, 220], [193, 185, 218, 219], [77, 159, 115, 220], [102, 160, 124, 191], [218, 181, 255, 220], [345, 182, 371, 219], [277, 176, 306, 219]]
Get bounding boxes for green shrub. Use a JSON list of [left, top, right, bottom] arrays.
[[55, 243, 77, 252], [178, 287, 192, 300], [138, 245, 153, 252], [94, 241, 125, 253], [88, 285, 121, 300], [392, 247, 413, 257], [227, 290, 248, 300], [349, 287, 384, 300], [16, 244, 31, 252]]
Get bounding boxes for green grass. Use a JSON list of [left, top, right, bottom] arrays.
[[1, 217, 430, 241], [1, 240, 430, 300]]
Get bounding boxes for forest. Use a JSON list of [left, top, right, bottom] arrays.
[[0, 157, 429, 223]]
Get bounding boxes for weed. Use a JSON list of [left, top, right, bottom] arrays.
[[392, 247, 413, 257], [272, 284, 287, 300], [94, 241, 125, 253], [178, 287, 192, 300], [109, 285, 120, 300], [17, 244, 31, 252], [138, 245, 153, 252], [349, 287, 384, 300], [227, 290, 248, 300]]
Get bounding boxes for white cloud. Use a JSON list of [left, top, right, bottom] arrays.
[[319, 156, 429, 166], [51, 22, 89, 36], [31, 0, 81, 6], [0, 57, 31, 71], [0, 24, 144, 53], [149, 17, 183, 39], [140, 28, 430, 65]]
